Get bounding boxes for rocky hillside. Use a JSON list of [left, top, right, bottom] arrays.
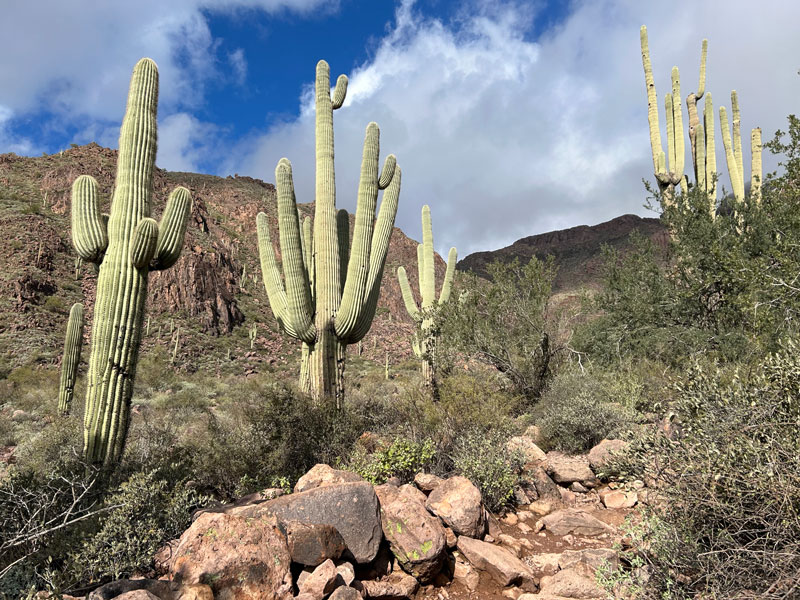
[[458, 214, 669, 291], [0, 144, 447, 374]]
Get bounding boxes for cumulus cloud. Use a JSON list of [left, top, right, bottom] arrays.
[[0, 106, 38, 156], [226, 0, 800, 255]]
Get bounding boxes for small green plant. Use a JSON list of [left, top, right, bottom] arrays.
[[345, 437, 435, 485]]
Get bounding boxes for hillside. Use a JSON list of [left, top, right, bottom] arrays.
[[0, 144, 448, 376], [457, 214, 669, 291]]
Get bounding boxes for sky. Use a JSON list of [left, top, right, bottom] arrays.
[[1, 0, 799, 257]]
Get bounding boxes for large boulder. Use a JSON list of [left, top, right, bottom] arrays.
[[456, 536, 537, 592], [507, 436, 546, 464], [425, 476, 484, 538], [294, 464, 365, 493], [527, 466, 562, 503], [240, 482, 382, 564], [358, 573, 419, 599], [281, 520, 347, 566], [170, 512, 293, 600], [538, 567, 607, 598], [588, 439, 629, 472], [545, 453, 599, 487], [539, 509, 614, 537], [375, 483, 446, 583], [297, 559, 340, 598]]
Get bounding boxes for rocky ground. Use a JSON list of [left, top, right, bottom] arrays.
[[40, 433, 648, 600]]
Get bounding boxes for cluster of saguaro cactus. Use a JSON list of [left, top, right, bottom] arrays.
[[71, 58, 192, 466], [397, 206, 456, 389], [640, 26, 762, 218], [257, 60, 401, 406], [58, 303, 84, 416]]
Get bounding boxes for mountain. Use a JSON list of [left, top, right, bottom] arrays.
[[457, 214, 669, 291]]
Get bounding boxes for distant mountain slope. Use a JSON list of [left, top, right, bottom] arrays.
[[457, 214, 669, 291]]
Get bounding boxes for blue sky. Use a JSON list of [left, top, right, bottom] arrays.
[[2, 0, 799, 255]]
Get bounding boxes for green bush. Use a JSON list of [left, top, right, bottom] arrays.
[[606, 342, 800, 599], [533, 370, 635, 453], [345, 437, 435, 484], [452, 427, 523, 512]]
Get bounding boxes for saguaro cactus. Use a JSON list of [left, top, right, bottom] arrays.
[[71, 58, 191, 466], [397, 205, 456, 388], [58, 303, 84, 416], [720, 91, 763, 206], [257, 60, 401, 406]]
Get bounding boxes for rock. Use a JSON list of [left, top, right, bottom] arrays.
[[527, 500, 556, 517], [559, 548, 620, 576], [507, 436, 547, 463], [329, 588, 361, 600], [444, 527, 457, 549], [559, 487, 576, 504], [517, 522, 532, 534], [599, 489, 637, 509], [413, 472, 444, 493], [501, 587, 524, 599], [173, 585, 214, 600], [456, 536, 537, 592], [170, 512, 293, 600], [241, 482, 382, 564], [154, 538, 180, 574], [538, 567, 607, 598], [587, 439, 629, 472], [525, 552, 561, 577], [453, 554, 480, 591], [282, 520, 347, 566], [87, 579, 172, 600], [569, 482, 588, 493], [498, 534, 524, 557], [357, 543, 394, 580], [336, 561, 355, 586], [425, 476, 485, 538], [375, 483, 446, 583], [514, 485, 534, 505], [486, 511, 501, 539], [295, 464, 365, 493], [502, 513, 519, 526], [528, 467, 562, 503], [260, 487, 286, 500], [398, 483, 428, 505], [540, 509, 614, 537], [298, 559, 340, 598], [359, 573, 419, 599], [545, 453, 598, 486], [113, 592, 160, 600], [524, 425, 542, 444]]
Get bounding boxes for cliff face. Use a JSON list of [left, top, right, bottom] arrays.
[[457, 214, 669, 291]]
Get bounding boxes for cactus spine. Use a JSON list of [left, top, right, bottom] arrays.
[[397, 205, 457, 389], [58, 303, 84, 416], [71, 58, 192, 466], [257, 60, 401, 406]]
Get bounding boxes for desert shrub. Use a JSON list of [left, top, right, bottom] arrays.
[[64, 470, 208, 586], [345, 437, 435, 484], [606, 343, 800, 599], [533, 370, 636, 453], [452, 427, 523, 512]]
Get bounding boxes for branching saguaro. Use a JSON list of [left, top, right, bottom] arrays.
[[58, 302, 84, 416], [257, 60, 401, 407], [397, 205, 456, 390], [719, 91, 763, 206], [71, 58, 192, 466]]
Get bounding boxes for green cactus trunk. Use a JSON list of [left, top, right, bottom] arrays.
[[257, 60, 401, 406], [71, 59, 191, 467], [58, 303, 84, 416], [397, 206, 457, 391]]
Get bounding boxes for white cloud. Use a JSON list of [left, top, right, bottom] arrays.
[[228, 49, 248, 85], [157, 112, 223, 172], [226, 0, 800, 256], [0, 105, 38, 155]]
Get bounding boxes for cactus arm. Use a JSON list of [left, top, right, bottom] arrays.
[[421, 205, 436, 308], [439, 247, 458, 304], [416, 243, 425, 291], [731, 92, 744, 185], [332, 74, 348, 110], [58, 302, 84, 415], [379, 154, 396, 189], [346, 165, 401, 343], [704, 93, 717, 201], [130, 218, 159, 269], [720, 105, 744, 203], [696, 39, 707, 98], [640, 26, 664, 177], [671, 68, 685, 184], [71, 175, 108, 263], [275, 159, 316, 344], [304, 215, 315, 303], [336, 122, 381, 336], [665, 93, 675, 176], [751, 128, 762, 204], [687, 39, 708, 183], [337, 209, 350, 295], [398, 266, 421, 321], [257, 211, 292, 334], [151, 186, 191, 270]]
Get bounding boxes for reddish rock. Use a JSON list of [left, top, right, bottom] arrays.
[[297, 559, 340, 598], [456, 536, 537, 592], [545, 453, 598, 486], [282, 520, 347, 566], [426, 476, 484, 538], [359, 573, 419, 599], [294, 464, 365, 493], [599, 489, 637, 509], [539, 509, 614, 537], [413, 472, 445, 493], [170, 512, 293, 600], [538, 567, 607, 598], [588, 439, 630, 472]]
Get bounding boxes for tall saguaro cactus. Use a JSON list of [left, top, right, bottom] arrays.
[[257, 60, 401, 406], [71, 58, 192, 466], [720, 91, 763, 206], [397, 206, 456, 389], [58, 303, 84, 416]]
